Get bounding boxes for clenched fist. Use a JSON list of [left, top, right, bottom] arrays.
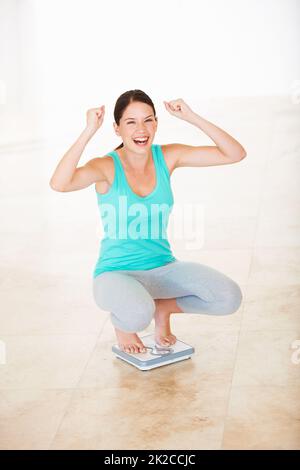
[[86, 106, 105, 133], [163, 99, 195, 121]]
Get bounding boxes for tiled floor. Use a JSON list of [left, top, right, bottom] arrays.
[[0, 96, 299, 449]]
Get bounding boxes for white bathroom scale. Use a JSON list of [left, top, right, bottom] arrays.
[[112, 333, 195, 371]]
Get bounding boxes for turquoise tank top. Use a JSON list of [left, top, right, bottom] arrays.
[[93, 143, 177, 278]]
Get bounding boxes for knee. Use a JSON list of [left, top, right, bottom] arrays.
[[132, 297, 156, 331], [220, 281, 243, 315], [111, 297, 156, 333]]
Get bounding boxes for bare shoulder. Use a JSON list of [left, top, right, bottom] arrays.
[[88, 154, 114, 177]]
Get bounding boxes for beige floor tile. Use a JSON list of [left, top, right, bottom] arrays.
[[49, 384, 229, 450], [255, 209, 300, 248], [262, 144, 300, 200], [255, 166, 300, 246], [248, 247, 300, 286], [222, 385, 300, 449], [0, 335, 98, 389], [231, 329, 300, 387], [0, 246, 96, 280], [0, 270, 106, 335], [0, 389, 72, 450], [241, 284, 300, 331]]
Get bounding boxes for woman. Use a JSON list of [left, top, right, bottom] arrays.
[[50, 89, 247, 355]]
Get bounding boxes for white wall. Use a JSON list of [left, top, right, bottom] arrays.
[[0, 0, 20, 145], [1, 0, 299, 147], [0, 0, 41, 146]]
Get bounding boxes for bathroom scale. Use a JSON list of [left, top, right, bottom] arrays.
[[112, 333, 195, 371]]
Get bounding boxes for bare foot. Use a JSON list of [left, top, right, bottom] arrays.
[[154, 302, 177, 347], [114, 327, 147, 354]]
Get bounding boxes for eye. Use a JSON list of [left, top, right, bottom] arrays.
[[126, 118, 153, 124]]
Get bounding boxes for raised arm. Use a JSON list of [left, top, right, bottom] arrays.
[[49, 106, 105, 191], [163, 98, 247, 168]]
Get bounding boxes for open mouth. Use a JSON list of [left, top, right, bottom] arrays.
[[133, 137, 149, 146]]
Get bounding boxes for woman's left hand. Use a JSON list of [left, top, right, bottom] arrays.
[[163, 98, 195, 121]]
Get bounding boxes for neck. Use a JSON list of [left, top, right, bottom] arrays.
[[119, 145, 152, 172]]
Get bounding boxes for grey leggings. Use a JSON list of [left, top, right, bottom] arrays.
[[92, 259, 243, 333]]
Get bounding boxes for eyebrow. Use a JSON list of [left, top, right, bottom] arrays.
[[124, 114, 154, 121]]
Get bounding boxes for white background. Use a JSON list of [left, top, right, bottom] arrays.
[[0, 0, 299, 147]]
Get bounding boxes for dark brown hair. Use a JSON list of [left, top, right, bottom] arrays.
[[113, 89, 157, 150]]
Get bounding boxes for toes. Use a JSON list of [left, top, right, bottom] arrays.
[[156, 337, 171, 347], [157, 336, 177, 346], [123, 344, 146, 354], [136, 344, 147, 353], [162, 336, 171, 344]]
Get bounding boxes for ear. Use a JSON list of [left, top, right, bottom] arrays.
[[113, 122, 120, 136]]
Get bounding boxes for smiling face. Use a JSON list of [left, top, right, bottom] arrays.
[[113, 101, 158, 152]]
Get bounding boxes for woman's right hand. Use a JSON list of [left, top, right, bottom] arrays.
[[86, 105, 105, 133]]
